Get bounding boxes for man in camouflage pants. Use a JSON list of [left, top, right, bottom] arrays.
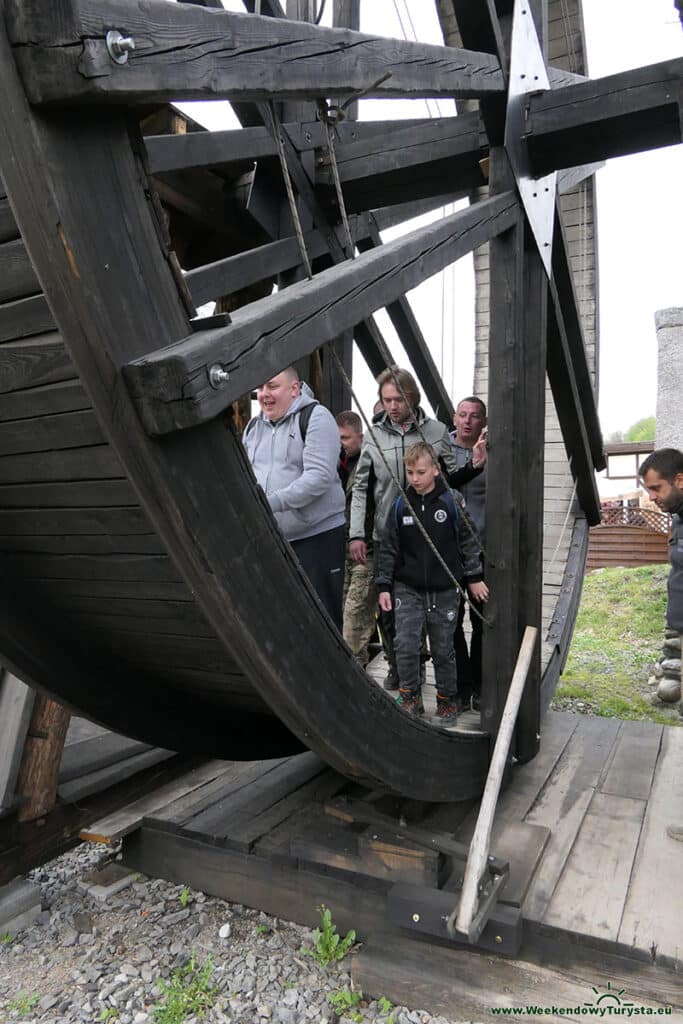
[[338, 411, 376, 667]]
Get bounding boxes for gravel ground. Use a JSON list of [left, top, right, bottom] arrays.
[[0, 843, 473, 1024]]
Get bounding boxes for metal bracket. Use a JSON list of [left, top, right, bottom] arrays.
[[504, 0, 557, 277]]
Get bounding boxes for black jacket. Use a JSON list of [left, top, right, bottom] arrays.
[[375, 478, 484, 593]]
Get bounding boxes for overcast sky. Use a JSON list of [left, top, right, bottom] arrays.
[[179, 1, 682, 436]]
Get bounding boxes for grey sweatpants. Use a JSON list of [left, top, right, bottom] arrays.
[[394, 582, 459, 699]]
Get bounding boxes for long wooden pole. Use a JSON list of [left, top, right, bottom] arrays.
[[450, 625, 538, 939]]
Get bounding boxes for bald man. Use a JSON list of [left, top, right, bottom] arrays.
[[243, 367, 346, 629]]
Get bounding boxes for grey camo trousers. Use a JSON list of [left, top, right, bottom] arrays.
[[393, 581, 459, 699]]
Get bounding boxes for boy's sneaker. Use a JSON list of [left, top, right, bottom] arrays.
[[433, 695, 458, 727], [382, 668, 399, 691], [396, 689, 424, 716]]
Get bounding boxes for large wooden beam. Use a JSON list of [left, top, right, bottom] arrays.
[[527, 58, 683, 175], [550, 208, 604, 473], [145, 117, 446, 174], [316, 114, 487, 212], [124, 192, 519, 434], [7, 0, 504, 106]]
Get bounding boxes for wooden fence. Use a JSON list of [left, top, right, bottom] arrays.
[[587, 507, 671, 571]]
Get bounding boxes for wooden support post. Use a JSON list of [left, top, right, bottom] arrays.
[[15, 694, 71, 821], [451, 626, 538, 941], [480, 150, 523, 738], [514, 0, 547, 763]]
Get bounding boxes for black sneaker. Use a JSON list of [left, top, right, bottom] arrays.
[[382, 668, 399, 691], [433, 696, 458, 726], [470, 693, 481, 712], [397, 689, 425, 716]]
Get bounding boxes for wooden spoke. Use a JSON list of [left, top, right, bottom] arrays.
[[8, 0, 504, 106], [527, 58, 683, 175], [124, 192, 519, 435]]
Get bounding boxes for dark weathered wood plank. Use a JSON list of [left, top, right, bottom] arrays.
[[0, 670, 35, 811], [317, 113, 487, 212], [0, 551, 181, 582], [59, 733, 153, 783], [0, 533, 164, 556], [0, 197, 19, 244], [0, 506, 152, 536], [0, 478, 135, 508], [480, 155, 523, 736], [550, 207, 604, 474], [598, 720, 663, 802], [618, 727, 683, 964], [58, 747, 175, 803], [546, 291, 601, 525], [0, 379, 89, 422], [0, 238, 40, 303], [543, 791, 646, 943], [523, 715, 622, 923], [80, 760, 234, 843], [0, 409, 104, 456], [145, 117, 433, 174], [527, 58, 683, 175], [185, 215, 372, 308], [8, 0, 505, 105], [0, 333, 74, 393], [125, 192, 519, 434], [0, 293, 55, 344], [0, 446, 122, 483]]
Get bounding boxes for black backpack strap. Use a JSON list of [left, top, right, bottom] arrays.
[[298, 401, 318, 442]]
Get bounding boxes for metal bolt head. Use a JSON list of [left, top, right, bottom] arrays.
[[208, 364, 230, 389], [411, 913, 420, 923], [106, 30, 135, 64]]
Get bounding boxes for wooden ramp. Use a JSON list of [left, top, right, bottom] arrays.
[[87, 711, 682, 1017]]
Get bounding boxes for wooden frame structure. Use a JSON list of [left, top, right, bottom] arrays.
[[0, 0, 680, 801]]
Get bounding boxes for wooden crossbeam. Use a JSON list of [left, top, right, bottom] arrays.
[[316, 113, 487, 213], [145, 118, 435, 174], [7, 0, 505, 106], [527, 58, 683, 175], [185, 193, 472, 309], [124, 192, 519, 435]]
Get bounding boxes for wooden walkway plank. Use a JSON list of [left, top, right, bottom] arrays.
[[186, 755, 321, 837], [0, 670, 35, 811], [58, 748, 175, 803], [168, 759, 290, 831], [59, 733, 153, 783], [543, 791, 646, 942], [598, 720, 663, 801], [79, 759, 232, 843], [618, 727, 683, 966], [226, 769, 349, 853], [522, 715, 621, 922]]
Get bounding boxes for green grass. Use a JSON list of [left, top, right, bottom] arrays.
[[152, 953, 217, 1024], [554, 564, 680, 725]]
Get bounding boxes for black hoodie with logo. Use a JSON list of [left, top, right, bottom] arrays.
[[375, 478, 484, 594]]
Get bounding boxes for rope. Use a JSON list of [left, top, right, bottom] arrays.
[[266, 102, 313, 281], [268, 91, 490, 622]]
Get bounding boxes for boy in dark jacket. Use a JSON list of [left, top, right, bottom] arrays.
[[376, 442, 489, 725]]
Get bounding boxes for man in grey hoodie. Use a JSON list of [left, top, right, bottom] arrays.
[[243, 367, 346, 629]]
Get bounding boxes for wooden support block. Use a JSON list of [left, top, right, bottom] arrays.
[[357, 828, 446, 888], [15, 694, 71, 822]]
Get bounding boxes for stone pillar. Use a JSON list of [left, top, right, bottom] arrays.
[[655, 308, 683, 451]]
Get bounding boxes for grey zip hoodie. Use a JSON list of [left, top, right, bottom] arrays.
[[243, 383, 345, 542]]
